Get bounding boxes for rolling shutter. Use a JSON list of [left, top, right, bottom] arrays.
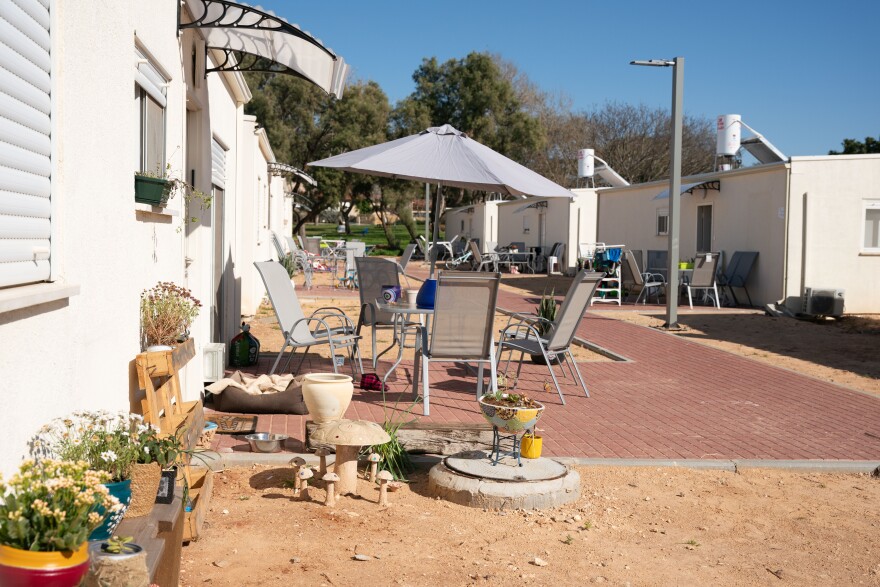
[[135, 47, 166, 108], [0, 0, 52, 288], [211, 137, 226, 189]]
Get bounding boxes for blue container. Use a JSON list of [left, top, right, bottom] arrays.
[[416, 278, 437, 309], [89, 479, 132, 541]]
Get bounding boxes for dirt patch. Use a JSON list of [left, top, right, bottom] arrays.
[[181, 465, 880, 586]]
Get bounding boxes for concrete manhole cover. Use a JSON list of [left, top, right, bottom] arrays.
[[444, 450, 569, 482]]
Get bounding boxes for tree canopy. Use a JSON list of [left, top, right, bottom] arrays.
[[829, 136, 879, 155]]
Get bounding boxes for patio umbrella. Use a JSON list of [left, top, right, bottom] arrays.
[[309, 124, 574, 278]]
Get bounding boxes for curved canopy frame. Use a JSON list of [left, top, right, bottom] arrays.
[[180, 0, 348, 98]]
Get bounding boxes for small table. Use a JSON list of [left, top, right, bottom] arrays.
[[375, 301, 434, 387]]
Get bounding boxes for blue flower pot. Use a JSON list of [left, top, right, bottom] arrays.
[[416, 278, 437, 309], [89, 479, 131, 541]]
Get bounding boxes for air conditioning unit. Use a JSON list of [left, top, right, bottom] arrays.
[[802, 287, 845, 317], [203, 342, 226, 382]]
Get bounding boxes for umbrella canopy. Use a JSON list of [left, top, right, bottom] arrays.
[[308, 125, 574, 198]]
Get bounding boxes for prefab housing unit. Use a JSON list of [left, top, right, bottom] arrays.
[[594, 155, 880, 313]]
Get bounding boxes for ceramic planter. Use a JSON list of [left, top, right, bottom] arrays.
[[301, 373, 354, 424], [88, 479, 131, 542], [478, 397, 545, 434], [0, 543, 89, 587]]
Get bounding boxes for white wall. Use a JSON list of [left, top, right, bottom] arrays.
[[0, 0, 190, 474], [785, 155, 880, 313]]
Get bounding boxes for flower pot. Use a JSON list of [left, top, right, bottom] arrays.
[[155, 467, 177, 505], [89, 480, 131, 542], [530, 352, 559, 365], [521, 433, 543, 459], [134, 175, 172, 206], [86, 542, 149, 587], [301, 373, 354, 424], [0, 543, 90, 587], [126, 463, 161, 518], [478, 397, 545, 434]]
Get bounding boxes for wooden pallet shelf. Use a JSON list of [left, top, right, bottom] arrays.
[[135, 337, 212, 542]]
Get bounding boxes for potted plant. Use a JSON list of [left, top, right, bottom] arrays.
[[134, 163, 211, 215], [140, 281, 202, 351], [531, 290, 559, 365], [128, 426, 183, 517], [86, 535, 150, 586], [0, 459, 118, 586], [478, 388, 545, 434], [31, 411, 146, 541]]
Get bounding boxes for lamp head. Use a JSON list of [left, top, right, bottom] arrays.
[[630, 59, 675, 67]]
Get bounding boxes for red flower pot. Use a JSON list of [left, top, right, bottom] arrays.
[[0, 543, 89, 587]]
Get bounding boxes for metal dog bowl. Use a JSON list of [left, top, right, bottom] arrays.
[[244, 433, 288, 453]]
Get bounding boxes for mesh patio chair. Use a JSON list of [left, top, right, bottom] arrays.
[[718, 251, 758, 306], [468, 240, 499, 272], [254, 261, 363, 376], [621, 249, 665, 304], [355, 257, 419, 368], [497, 270, 603, 404], [413, 271, 501, 415], [687, 252, 722, 309], [646, 249, 669, 281]]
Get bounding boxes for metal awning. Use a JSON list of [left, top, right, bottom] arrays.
[[180, 0, 348, 98], [514, 200, 548, 213], [268, 162, 317, 187], [652, 180, 720, 200]]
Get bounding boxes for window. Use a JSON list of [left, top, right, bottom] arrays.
[[656, 208, 669, 236], [0, 0, 53, 289], [135, 47, 168, 174], [864, 201, 880, 252]]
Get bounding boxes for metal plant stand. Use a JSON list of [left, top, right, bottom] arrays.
[[489, 426, 530, 467]]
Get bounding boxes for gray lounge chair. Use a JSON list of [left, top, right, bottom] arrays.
[[621, 249, 665, 304], [497, 270, 603, 404], [687, 252, 722, 308], [355, 257, 418, 368], [413, 271, 501, 415], [254, 261, 363, 375], [719, 251, 758, 306], [468, 240, 499, 272]]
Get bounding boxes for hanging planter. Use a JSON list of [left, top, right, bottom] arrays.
[[134, 175, 172, 206]]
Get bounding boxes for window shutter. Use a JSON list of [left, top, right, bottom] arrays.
[[135, 47, 166, 108], [0, 0, 52, 288], [211, 138, 226, 189]]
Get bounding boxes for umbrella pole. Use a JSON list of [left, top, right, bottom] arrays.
[[429, 184, 442, 278], [425, 183, 430, 264]]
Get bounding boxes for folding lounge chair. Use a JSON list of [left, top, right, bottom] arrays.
[[687, 252, 722, 309], [718, 251, 758, 306], [621, 249, 665, 304], [254, 261, 363, 376], [468, 240, 499, 272], [413, 271, 501, 415], [396, 243, 416, 286], [355, 257, 418, 369], [271, 231, 289, 260], [497, 270, 603, 404]]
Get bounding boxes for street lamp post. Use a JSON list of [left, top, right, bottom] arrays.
[[630, 57, 684, 329]]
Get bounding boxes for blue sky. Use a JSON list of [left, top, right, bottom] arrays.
[[257, 0, 878, 157]]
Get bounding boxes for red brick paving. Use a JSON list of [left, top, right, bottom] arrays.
[[213, 264, 880, 461]]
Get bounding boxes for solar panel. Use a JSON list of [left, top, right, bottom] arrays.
[[740, 136, 786, 164]]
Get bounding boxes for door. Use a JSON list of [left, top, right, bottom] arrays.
[[211, 186, 225, 342], [696, 204, 713, 253]]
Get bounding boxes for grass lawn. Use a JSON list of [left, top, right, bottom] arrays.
[[304, 222, 427, 255]]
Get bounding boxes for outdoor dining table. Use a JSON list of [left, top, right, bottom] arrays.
[[497, 249, 536, 273], [428, 241, 454, 259], [375, 301, 434, 388]]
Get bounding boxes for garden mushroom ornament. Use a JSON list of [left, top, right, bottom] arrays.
[[289, 456, 307, 492], [298, 467, 314, 500], [377, 470, 394, 506], [315, 447, 330, 476], [367, 452, 382, 482], [310, 420, 391, 495], [323, 472, 339, 507]]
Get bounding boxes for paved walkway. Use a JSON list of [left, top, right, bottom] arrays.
[[214, 263, 880, 462]]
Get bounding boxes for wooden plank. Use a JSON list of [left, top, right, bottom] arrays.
[[136, 338, 196, 379], [115, 493, 183, 584], [182, 468, 214, 542], [306, 421, 494, 455]]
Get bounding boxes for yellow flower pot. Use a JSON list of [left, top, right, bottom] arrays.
[[0, 543, 89, 586], [521, 434, 543, 459]]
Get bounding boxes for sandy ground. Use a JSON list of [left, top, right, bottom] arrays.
[[183, 265, 880, 586], [181, 465, 880, 587]]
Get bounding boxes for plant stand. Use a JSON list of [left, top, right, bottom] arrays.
[[135, 338, 213, 542], [488, 426, 527, 467]]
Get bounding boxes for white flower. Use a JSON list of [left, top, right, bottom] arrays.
[[100, 450, 118, 462]]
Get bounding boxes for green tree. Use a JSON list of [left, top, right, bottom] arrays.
[[829, 136, 879, 154]]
